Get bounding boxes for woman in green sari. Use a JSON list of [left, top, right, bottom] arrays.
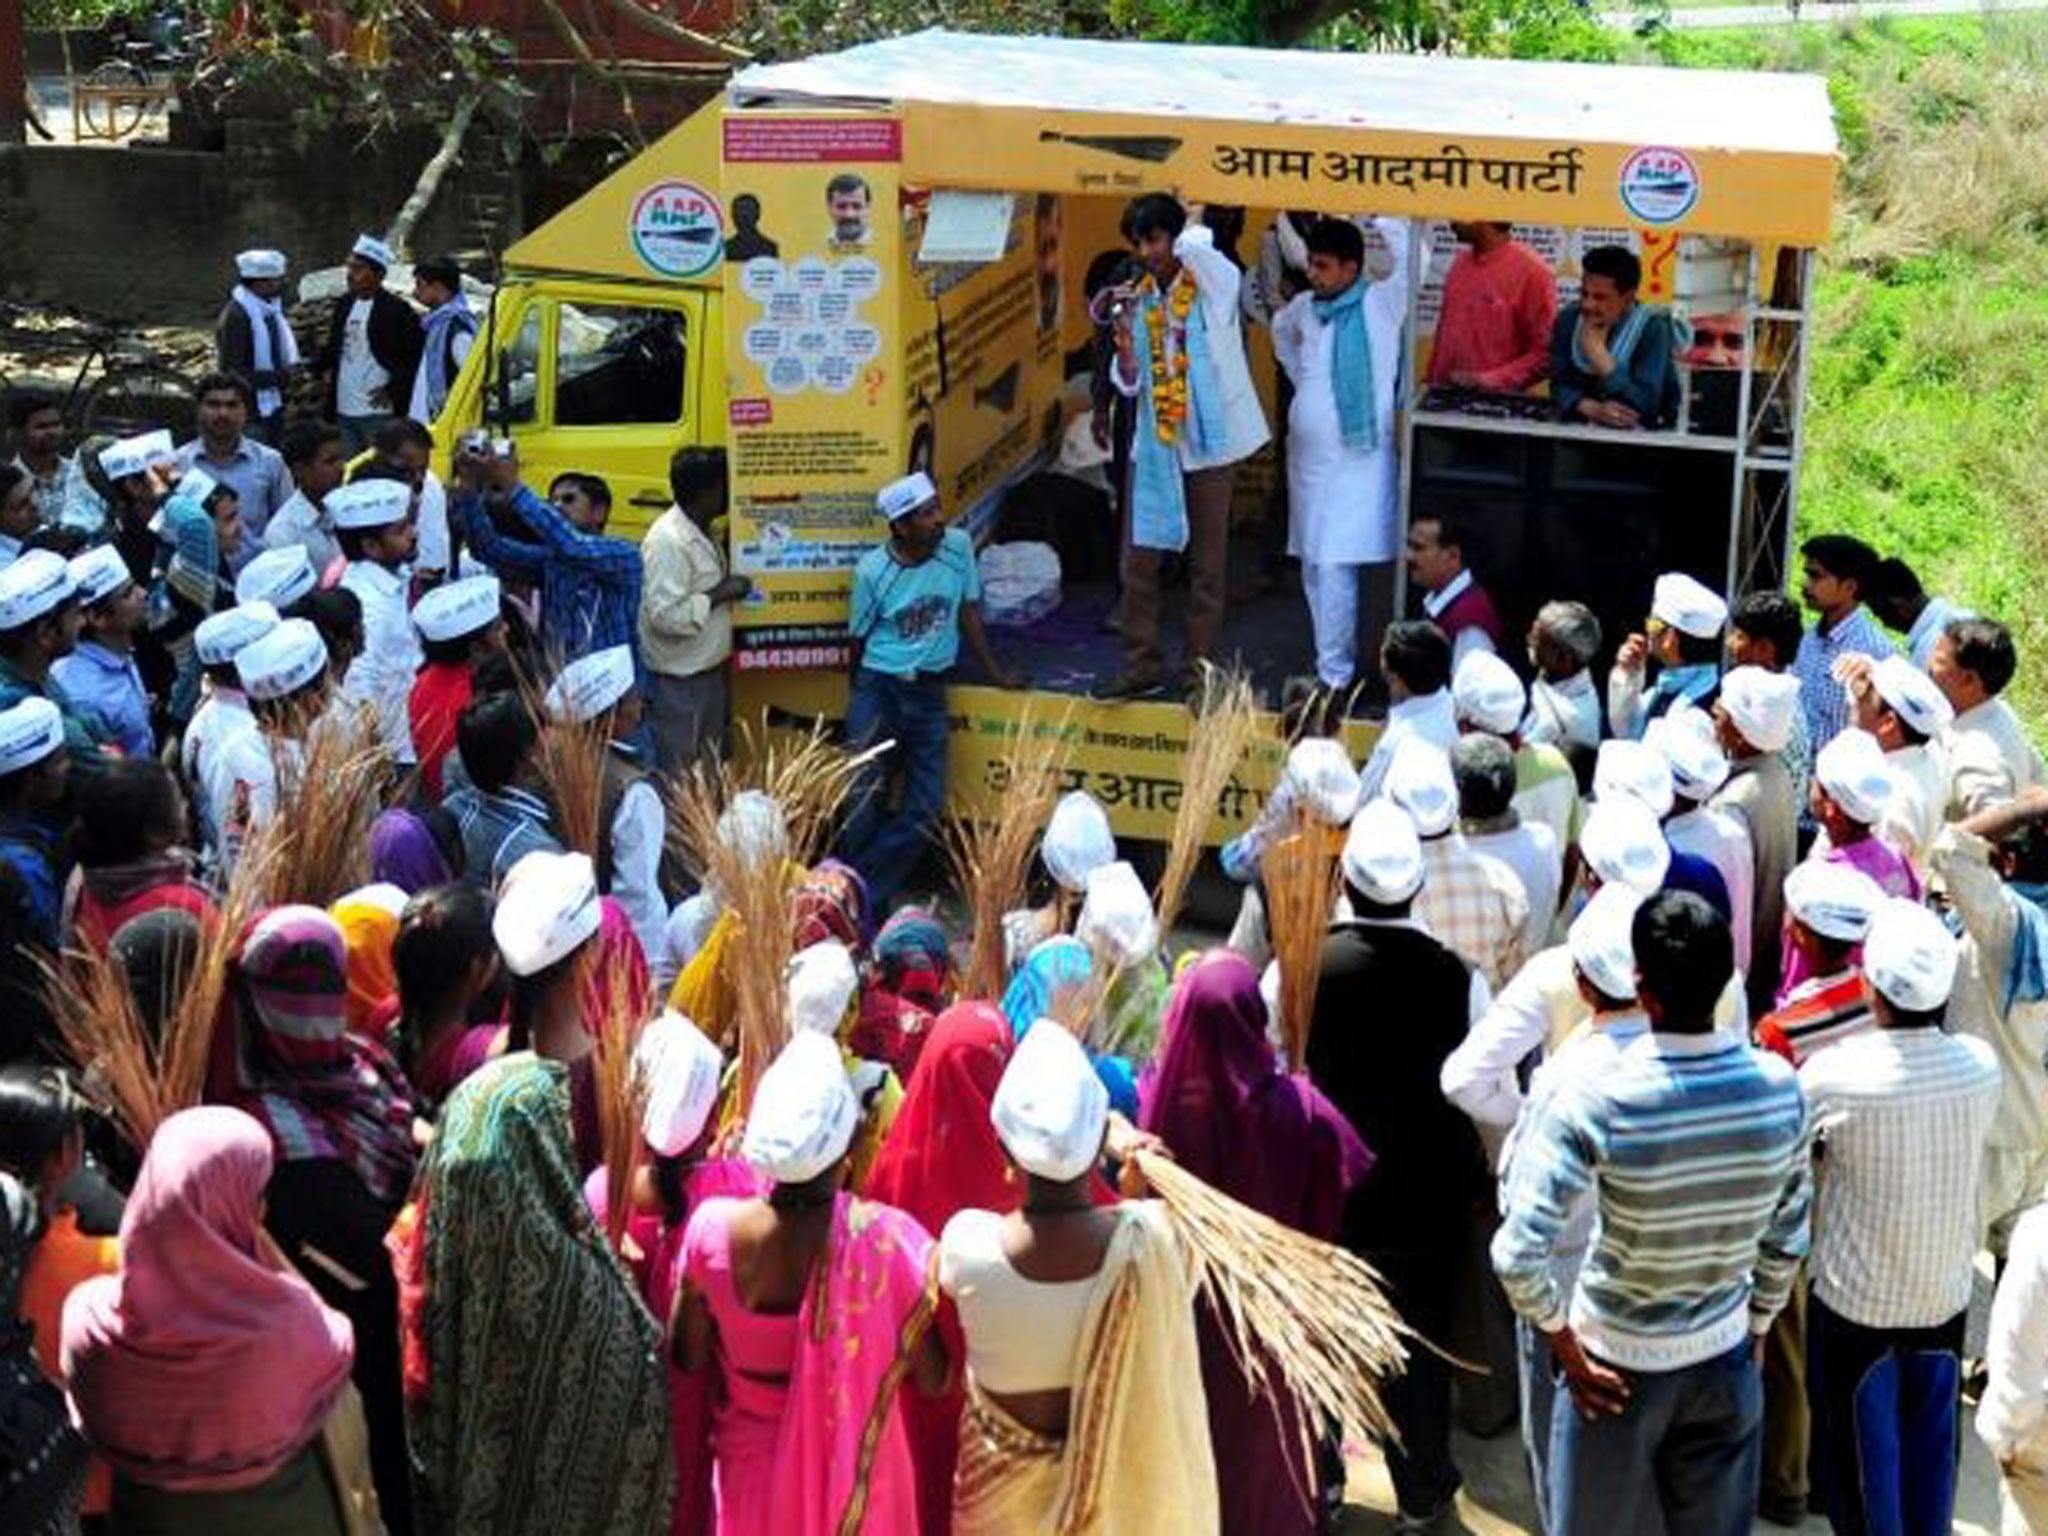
[[396, 1053, 672, 1536]]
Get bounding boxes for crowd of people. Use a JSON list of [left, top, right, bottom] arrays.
[[0, 204, 2045, 1536]]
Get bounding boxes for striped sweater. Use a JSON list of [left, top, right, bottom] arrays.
[[1492, 1030, 1811, 1372]]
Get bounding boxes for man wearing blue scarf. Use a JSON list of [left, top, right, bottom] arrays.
[[1935, 787, 2048, 1267], [1097, 194, 1269, 701], [1550, 244, 1680, 431], [410, 255, 477, 427], [1271, 216, 1412, 692]]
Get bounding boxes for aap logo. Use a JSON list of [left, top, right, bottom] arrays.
[[630, 180, 723, 279], [1617, 147, 1701, 226]]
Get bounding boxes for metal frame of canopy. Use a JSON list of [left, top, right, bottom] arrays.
[[731, 30, 1836, 616]]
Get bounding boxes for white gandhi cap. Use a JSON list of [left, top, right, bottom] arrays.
[[742, 1030, 860, 1184], [991, 1021, 1108, 1183]]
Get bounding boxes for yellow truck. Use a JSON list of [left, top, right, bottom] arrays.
[[432, 29, 1836, 841]]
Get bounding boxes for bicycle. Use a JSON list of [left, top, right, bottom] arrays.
[[0, 302, 200, 441], [71, 13, 209, 143]]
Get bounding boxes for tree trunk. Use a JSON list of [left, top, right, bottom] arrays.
[[385, 91, 480, 254]]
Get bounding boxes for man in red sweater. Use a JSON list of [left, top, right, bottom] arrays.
[[407, 574, 504, 799], [1426, 222, 1557, 395]]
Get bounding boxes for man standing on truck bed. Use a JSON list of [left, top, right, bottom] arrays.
[[839, 472, 1020, 909], [1096, 194, 1269, 702]]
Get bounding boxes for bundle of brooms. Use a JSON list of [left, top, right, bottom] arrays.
[[943, 701, 1075, 1003], [43, 842, 277, 1151], [244, 701, 392, 909], [516, 659, 611, 860], [1153, 666, 1259, 942], [589, 966, 653, 1252], [667, 722, 869, 1116], [1262, 813, 1344, 1072], [1130, 1147, 1411, 1481]]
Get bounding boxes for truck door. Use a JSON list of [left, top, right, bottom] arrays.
[[499, 284, 709, 543]]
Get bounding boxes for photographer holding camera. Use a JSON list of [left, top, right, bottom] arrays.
[[447, 434, 643, 666]]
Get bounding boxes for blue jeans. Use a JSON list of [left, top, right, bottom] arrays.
[[838, 668, 950, 908], [1807, 1296, 1965, 1536], [1548, 1339, 1762, 1536]]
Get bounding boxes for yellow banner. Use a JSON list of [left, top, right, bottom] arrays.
[[899, 103, 1835, 247], [735, 671, 1377, 846], [722, 113, 905, 654]]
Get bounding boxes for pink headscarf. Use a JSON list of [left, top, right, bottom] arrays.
[[60, 1106, 356, 1492]]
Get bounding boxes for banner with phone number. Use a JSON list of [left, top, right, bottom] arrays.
[[722, 113, 905, 661]]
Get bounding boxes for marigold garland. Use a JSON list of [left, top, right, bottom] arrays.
[[1140, 269, 1199, 445]]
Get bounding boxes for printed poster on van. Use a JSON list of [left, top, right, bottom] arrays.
[[722, 113, 905, 664]]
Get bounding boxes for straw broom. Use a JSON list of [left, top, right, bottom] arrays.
[[943, 701, 1075, 1003], [589, 965, 654, 1253], [516, 659, 612, 859], [43, 838, 278, 1150], [1153, 666, 1258, 942], [244, 700, 392, 909], [666, 721, 872, 1116], [1262, 815, 1344, 1072], [1131, 1148, 1411, 1482]]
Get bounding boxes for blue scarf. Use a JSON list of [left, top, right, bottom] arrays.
[[418, 297, 477, 421], [1572, 298, 1653, 377], [998, 936, 1138, 1116], [1313, 277, 1376, 451], [2003, 881, 2048, 1014], [1129, 278, 1224, 554]]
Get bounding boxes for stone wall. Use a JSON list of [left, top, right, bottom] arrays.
[[0, 117, 513, 324]]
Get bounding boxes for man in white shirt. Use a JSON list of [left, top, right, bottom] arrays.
[[182, 602, 280, 863], [1833, 651, 1953, 881], [1453, 649, 1582, 886], [1097, 194, 1269, 700], [1800, 898, 1998, 1536], [1482, 884, 1652, 1536], [1608, 571, 1727, 740], [1651, 702, 1755, 974], [1525, 600, 1604, 763], [641, 447, 748, 774], [318, 234, 422, 453], [1930, 615, 2044, 820], [1932, 790, 2048, 1262], [1979, 1202, 2048, 1534], [370, 418, 452, 585], [265, 421, 350, 579], [330, 476, 421, 765], [1269, 215, 1410, 690], [545, 646, 668, 968], [1359, 619, 1459, 799]]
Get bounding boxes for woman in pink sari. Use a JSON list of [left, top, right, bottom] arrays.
[[60, 1106, 356, 1534], [674, 1031, 947, 1536], [1137, 950, 1374, 1536], [586, 1011, 764, 1536]]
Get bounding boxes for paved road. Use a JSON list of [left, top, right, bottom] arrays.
[[1338, 1261, 2009, 1533], [1602, 0, 2048, 28]]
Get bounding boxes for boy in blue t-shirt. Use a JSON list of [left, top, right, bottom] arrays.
[[839, 471, 1021, 906]]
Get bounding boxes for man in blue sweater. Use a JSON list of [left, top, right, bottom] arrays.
[[1494, 889, 1811, 1536]]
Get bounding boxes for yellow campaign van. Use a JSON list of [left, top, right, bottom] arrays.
[[433, 30, 1837, 843]]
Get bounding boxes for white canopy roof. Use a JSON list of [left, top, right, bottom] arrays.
[[731, 29, 1838, 160]]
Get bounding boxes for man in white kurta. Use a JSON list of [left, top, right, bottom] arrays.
[[1272, 216, 1411, 689]]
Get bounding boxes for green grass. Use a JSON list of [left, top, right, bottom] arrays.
[[1630, 15, 2048, 736]]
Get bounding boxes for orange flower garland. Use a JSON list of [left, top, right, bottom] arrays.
[[1139, 268, 1199, 445]]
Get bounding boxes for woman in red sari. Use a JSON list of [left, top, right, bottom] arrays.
[[866, 1003, 1016, 1534], [673, 1030, 948, 1536]]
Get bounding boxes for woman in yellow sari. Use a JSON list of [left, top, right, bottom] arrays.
[[939, 1022, 1217, 1535]]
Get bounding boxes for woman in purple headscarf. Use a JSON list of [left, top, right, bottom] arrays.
[[1137, 949, 1374, 1536]]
